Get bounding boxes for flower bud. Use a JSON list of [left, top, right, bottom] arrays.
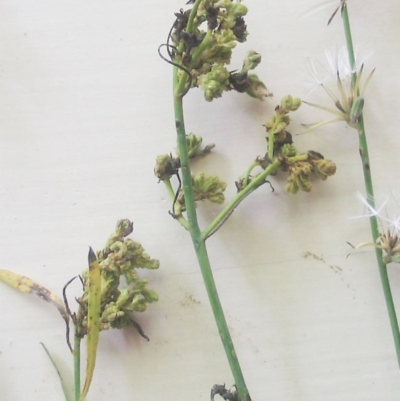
[[198, 64, 230, 101], [242, 51, 262, 72], [185, 134, 203, 158], [312, 159, 337, 180], [192, 172, 227, 204], [115, 219, 134, 238], [281, 95, 302, 112], [154, 154, 176, 181], [245, 74, 270, 101]]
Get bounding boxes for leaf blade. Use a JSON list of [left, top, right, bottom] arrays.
[[79, 248, 101, 401], [0, 268, 69, 324]]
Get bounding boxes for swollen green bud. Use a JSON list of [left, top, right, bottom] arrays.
[[198, 64, 230, 101], [242, 51, 262, 72], [265, 117, 275, 129], [115, 219, 134, 238], [192, 172, 227, 204], [245, 74, 269, 101], [312, 159, 337, 180], [280, 144, 297, 158], [154, 154, 177, 181], [181, 134, 215, 159], [281, 95, 302, 112], [297, 173, 312, 192], [142, 288, 159, 303], [231, 3, 248, 17], [116, 289, 131, 308], [185, 134, 203, 158]]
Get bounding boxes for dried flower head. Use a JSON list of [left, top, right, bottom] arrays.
[[352, 193, 400, 264], [303, 47, 375, 131]]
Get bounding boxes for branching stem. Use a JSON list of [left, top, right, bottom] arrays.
[[203, 159, 280, 241], [173, 64, 251, 401]]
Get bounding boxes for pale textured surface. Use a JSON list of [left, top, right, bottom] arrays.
[[1, 1, 400, 400]]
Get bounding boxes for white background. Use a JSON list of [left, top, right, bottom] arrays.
[[1, 1, 400, 400]]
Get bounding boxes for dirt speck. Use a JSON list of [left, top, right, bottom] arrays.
[[179, 293, 201, 308], [302, 251, 325, 262]]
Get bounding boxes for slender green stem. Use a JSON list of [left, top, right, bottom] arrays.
[[341, 4, 400, 367], [189, 30, 212, 68], [243, 161, 258, 186], [74, 336, 81, 401], [173, 66, 251, 401], [186, 0, 203, 33], [174, 0, 205, 97], [203, 159, 280, 240]]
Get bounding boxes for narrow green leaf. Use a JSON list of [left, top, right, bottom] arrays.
[[40, 342, 73, 401], [79, 248, 101, 401]]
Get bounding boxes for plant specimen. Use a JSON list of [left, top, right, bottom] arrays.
[[304, 0, 400, 369], [1, 0, 399, 400], [0, 220, 159, 401], [155, 1, 337, 399]]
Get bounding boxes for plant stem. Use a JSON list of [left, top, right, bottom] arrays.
[[243, 161, 258, 186], [203, 159, 280, 240], [74, 336, 81, 401], [341, 3, 400, 367], [173, 68, 251, 401]]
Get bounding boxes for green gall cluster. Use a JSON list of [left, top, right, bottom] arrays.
[[154, 154, 180, 181], [198, 64, 230, 101], [259, 97, 337, 194], [197, 0, 248, 38], [170, 1, 268, 101], [75, 220, 159, 338], [280, 95, 301, 112], [242, 51, 262, 73], [155, 134, 215, 183], [185, 133, 203, 158], [285, 161, 313, 194], [313, 159, 337, 180], [177, 172, 227, 208], [282, 151, 336, 194], [280, 143, 297, 158], [181, 133, 216, 158], [193, 172, 227, 203]]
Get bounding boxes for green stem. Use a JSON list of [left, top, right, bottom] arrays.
[[203, 159, 280, 240], [173, 67, 251, 401], [341, 3, 400, 367], [174, 0, 205, 97], [189, 29, 213, 69], [186, 0, 203, 33], [164, 179, 190, 230], [243, 161, 258, 186], [74, 336, 81, 401]]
